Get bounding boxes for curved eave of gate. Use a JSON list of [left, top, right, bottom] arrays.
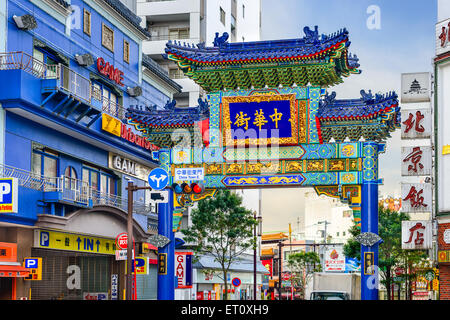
[[316, 90, 400, 143], [163, 27, 360, 91], [125, 98, 210, 148]]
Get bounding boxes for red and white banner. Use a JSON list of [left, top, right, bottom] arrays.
[[175, 252, 193, 289]]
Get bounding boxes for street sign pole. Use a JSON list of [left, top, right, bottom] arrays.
[[157, 189, 175, 300], [361, 142, 380, 301]]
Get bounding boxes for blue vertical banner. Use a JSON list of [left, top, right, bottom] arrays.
[[157, 189, 175, 300]]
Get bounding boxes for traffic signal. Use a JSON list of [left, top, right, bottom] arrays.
[[171, 182, 204, 194], [191, 182, 204, 194], [171, 183, 183, 194]]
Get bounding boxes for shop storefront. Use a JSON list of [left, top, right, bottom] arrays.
[[30, 248, 116, 300], [0, 242, 30, 300], [29, 229, 118, 300], [193, 254, 267, 300]]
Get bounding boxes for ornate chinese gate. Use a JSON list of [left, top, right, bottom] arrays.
[[126, 26, 401, 300]]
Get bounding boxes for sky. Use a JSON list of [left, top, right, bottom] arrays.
[[257, 0, 437, 233]]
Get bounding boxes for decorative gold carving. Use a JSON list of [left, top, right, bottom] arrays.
[[328, 159, 345, 171], [349, 159, 358, 171], [226, 163, 243, 174], [307, 160, 324, 172], [298, 100, 307, 143], [246, 162, 280, 174], [314, 186, 339, 198], [342, 173, 356, 183], [206, 163, 223, 175], [285, 161, 303, 173], [341, 144, 355, 157]]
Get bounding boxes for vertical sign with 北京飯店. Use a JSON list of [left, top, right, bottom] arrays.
[[402, 220, 432, 250], [400, 72, 432, 218]]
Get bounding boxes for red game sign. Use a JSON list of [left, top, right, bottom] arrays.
[[97, 57, 124, 86]]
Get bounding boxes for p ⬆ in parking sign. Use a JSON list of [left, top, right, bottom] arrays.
[[0, 178, 18, 213]]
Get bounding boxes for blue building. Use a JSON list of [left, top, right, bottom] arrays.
[[0, 0, 181, 300]]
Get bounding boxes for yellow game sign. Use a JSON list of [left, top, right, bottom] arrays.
[[34, 229, 116, 255]]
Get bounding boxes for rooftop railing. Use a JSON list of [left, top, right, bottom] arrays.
[[0, 163, 156, 216], [0, 163, 59, 192], [58, 64, 91, 104], [0, 52, 126, 119], [0, 51, 57, 79]]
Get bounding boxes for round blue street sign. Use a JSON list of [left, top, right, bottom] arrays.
[[232, 277, 241, 287], [148, 168, 169, 190]]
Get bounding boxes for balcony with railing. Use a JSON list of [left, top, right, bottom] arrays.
[[0, 163, 156, 217], [0, 52, 127, 125]]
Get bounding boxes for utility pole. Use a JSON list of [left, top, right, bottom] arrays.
[[254, 210, 257, 300], [289, 223, 292, 300], [254, 189, 262, 300], [278, 241, 282, 300], [317, 220, 331, 243], [126, 181, 153, 301], [126, 181, 134, 301]]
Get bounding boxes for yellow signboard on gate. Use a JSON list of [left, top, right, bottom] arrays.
[[34, 229, 116, 255]]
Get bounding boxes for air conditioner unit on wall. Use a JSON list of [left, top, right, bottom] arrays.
[[13, 15, 37, 31]]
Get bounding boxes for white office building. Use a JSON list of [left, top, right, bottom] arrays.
[[303, 191, 354, 244], [137, 0, 261, 107]]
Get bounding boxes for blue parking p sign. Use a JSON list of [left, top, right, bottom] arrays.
[[0, 178, 18, 213]]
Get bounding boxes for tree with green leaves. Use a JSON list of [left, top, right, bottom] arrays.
[[286, 251, 321, 299], [181, 189, 257, 300]]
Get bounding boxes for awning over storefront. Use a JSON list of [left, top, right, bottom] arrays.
[[0, 263, 30, 277]]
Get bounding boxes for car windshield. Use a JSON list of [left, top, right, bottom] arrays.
[[311, 292, 347, 300]]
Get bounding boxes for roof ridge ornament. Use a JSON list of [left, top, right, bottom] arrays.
[[323, 91, 337, 105], [198, 97, 210, 118], [360, 89, 374, 102], [303, 26, 319, 44], [164, 99, 177, 110], [213, 32, 229, 47]]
